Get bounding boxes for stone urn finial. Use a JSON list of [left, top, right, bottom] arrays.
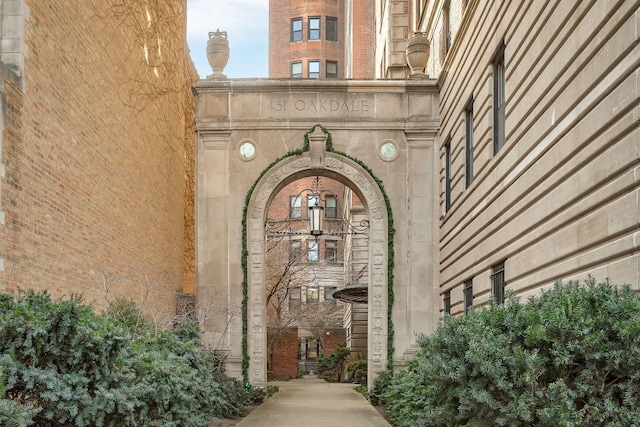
[[207, 29, 229, 79], [406, 32, 430, 78]]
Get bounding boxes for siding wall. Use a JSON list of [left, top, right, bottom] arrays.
[[436, 0, 639, 315]]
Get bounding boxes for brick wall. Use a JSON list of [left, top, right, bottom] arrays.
[[269, 0, 345, 78], [268, 327, 299, 378], [350, 0, 374, 78], [323, 327, 346, 355], [0, 0, 196, 324]]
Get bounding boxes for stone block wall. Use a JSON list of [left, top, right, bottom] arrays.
[[434, 0, 640, 313], [0, 0, 196, 323]]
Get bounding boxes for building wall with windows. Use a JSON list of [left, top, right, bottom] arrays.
[[269, 0, 374, 78], [0, 0, 196, 323], [403, 0, 640, 316]]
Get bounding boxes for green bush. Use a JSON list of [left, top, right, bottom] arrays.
[[0, 290, 259, 426], [382, 278, 640, 426], [346, 353, 367, 384], [368, 369, 393, 406], [103, 297, 155, 335], [316, 343, 350, 382]]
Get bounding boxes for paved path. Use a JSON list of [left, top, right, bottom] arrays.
[[236, 377, 391, 427]]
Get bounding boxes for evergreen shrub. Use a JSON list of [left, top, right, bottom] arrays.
[[345, 353, 367, 384], [316, 343, 350, 382], [0, 290, 260, 426], [381, 278, 640, 426]]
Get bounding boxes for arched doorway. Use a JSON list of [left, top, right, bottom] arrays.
[[244, 127, 390, 388]]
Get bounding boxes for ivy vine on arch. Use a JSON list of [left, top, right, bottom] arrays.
[[241, 124, 395, 383]]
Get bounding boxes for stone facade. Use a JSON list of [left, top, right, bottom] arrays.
[[409, 0, 640, 314], [194, 78, 440, 386], [0, 0, 196, 322]]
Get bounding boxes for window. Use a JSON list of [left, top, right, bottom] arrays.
[[444, 138, 452, 213], [491, 261, 506, 304], [306, 287, 319, 304], [325, 195, 337, 219], [309, 17, 320, 40], [305, 338, 320, 358], [443, 290, 451, 315], [326, 17, 338, 41], [463, 279, 473, 314], [493, 41, 506, 154], [308, 240, 319, 261], [290, 195, 302, 218], [291, 18, 303, 42], [325, 240, 337, 263], [289, 240, 301, 262], [308, 60, 320, 78], [324, 288, 336, 306], [289, 287, 301, 310], [326, 61, 338, 78], [291, 61, 302, 78], [465, 97, 474, 188], [443, 1, 451, 54]]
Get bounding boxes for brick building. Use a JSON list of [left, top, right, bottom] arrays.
[[0, 0, 196, 323], [269, 0, 374, 78], [265, 176, 359, 377]]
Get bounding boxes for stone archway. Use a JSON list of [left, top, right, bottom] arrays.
[[245, 129, 389, 388]]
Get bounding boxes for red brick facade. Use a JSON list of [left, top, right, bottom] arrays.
[[350, 0, 375, 78], [268, 327, 299, 378], [0, 1, 196, 323], [269, 0, 374, 78]]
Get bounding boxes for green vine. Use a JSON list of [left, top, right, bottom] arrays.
[[241, 124, 395, 383]]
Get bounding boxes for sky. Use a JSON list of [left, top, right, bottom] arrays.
[[187, 0, 269, 79]]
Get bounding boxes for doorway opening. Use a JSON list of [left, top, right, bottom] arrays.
[[264, 176, 369, 381]]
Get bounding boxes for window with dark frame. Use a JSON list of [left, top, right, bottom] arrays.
[[307, 239, 319, 261], [444, 138, 452, 213], [289, 240, 301, 262], [326, 17, 338, 41], [465, 97, 474, 188], [308, 60, 320, 78], [325, 195, 337, 218], [309, 17, 320, 40], [291, 61, 302, 78], [325, 240, 337, 263], [291, 18, 303, 42], [326, 61, 338, 78], [306, 287, 319, 304], [493, 41, 506, 154], [491, 260, 506, 304], [463, 279, 473, 314], [289, 287, 301, 310], [290, 195, 302, 218], [443, 290, 451, 315]]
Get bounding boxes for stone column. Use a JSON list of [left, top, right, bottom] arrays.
[[196, 129, 239, 375], [401, 131, 439, 363]]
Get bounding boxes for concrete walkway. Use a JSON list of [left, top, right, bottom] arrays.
[[236, 377, 391, 427]]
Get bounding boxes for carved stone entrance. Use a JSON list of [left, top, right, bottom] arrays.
[[246, 128, 389, 386], [193, 78, 440, 388]]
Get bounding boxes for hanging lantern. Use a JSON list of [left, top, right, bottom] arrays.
[[309, 198, 324, 236]]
